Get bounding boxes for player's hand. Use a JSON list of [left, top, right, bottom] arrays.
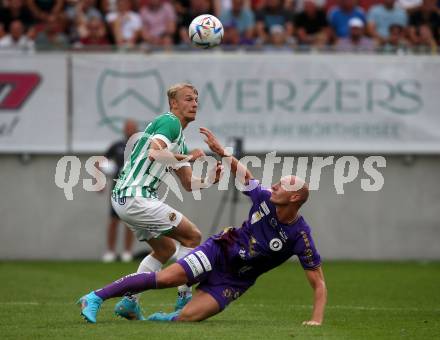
[[200, 127, 228, 157], [207, 161, 224, 184], [189, 148, 206, 161], [302, 320, 321, 326]]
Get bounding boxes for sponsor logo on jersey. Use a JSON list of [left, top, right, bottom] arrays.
[[260, 201, 270, 215], [269, 238, 283, 251], [222, 288, 241, 301], [304, 248, 314, 257], [183, 254, 204, 277], [222, 288, 232, 298], [300, 231, 311, 247], [250, 202, 271, 225], [195, 251, 212, 271], [279, 229, 288, 242], [250, 211, 263, 224]]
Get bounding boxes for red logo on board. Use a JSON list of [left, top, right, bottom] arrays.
[[0, 73, 41, 110]]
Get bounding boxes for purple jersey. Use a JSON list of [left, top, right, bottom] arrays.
[[212, 179, 321, 279], [177, 179, 321, 310]]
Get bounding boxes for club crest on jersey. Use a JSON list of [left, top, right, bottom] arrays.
[[270, 218, 278, 228], [168, 212, 177, 222], [269, 238, 283, 251]]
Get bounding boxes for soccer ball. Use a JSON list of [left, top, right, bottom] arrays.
[[188, 14, 224, 49]]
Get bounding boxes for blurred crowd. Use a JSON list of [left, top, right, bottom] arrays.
[[0, 0, 439, 53]]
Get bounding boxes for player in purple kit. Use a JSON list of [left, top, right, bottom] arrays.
[[77, 127, 327, 326]]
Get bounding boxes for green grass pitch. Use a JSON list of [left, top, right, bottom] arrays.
[[0, 261, 439, 339]]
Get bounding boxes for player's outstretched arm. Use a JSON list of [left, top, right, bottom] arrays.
[[148, 138, 204, 163], [200, 127, 254, 185], [174, 163, 223, 192], [303, 266, 327, 326]]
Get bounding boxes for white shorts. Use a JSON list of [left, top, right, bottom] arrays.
[[111, 196, 183, 241]]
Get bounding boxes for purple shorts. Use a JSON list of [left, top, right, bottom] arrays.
[[177, 237, 255, 310]]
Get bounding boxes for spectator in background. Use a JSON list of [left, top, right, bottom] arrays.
[[222, 24, 241, 48], [0, 0, 34, 31], [65, 0, 102, 43], [255, 0, 294, 44], [409, 0, 440, 47], [35, 15, 68, 48], [0, 19, 35, 50], [106, 0, 141, 47], [411, 22, 438, 51], [101, 119, 138, 263], [139, 0, 176, 47], [100, 0, 118, 14], [79, 16, 110, 46], [367, 0, 407, 45], [178, 0, 213, 45], [335, 17, 376, 52], [295, 0, 329, 48], [251, 0, 265, 11], [26, 0, 65, 24], [213, 0, 231, 15], [264, 23, 293, 50], [220, 0, 255, 45], [174, 0, 191, 15], [0, 22, 5, 40], [173, 0, 191, 43], [294, 0, 326, 13], [328, 0, 366, 40], [379, 23, 410, 53], [397, 0, 422, 11]]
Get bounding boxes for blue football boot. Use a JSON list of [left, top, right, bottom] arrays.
[[174, 293, 192, 311], [77, 292, 103, 324], [147, 310, 180, 322], [114, 297, 145, 320]]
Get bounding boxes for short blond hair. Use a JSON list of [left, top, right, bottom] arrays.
[[167, 83, 198, 108]]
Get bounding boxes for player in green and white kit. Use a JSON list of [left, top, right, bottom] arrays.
[[111, 83, 222, 320]]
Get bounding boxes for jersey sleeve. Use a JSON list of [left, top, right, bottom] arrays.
[[172, 141, 190, 170], [242, 179, 271, 204], [295, 229, 321, 270], [150, 115, 181, 148], [182, 142, 189, 155]]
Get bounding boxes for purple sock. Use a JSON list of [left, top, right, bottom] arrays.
[[94, 272, 156, 300]]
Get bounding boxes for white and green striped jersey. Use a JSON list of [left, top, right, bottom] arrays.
[[113, 112, 189, 198]]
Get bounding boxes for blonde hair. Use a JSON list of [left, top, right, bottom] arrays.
[[167, 83, 198, 108]]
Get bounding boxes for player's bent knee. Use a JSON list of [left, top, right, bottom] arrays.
[[154, 243, 176, 260], [148, 238, 177, 263], [183, 229, 202, 248], [192, 229, 202, 247]]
